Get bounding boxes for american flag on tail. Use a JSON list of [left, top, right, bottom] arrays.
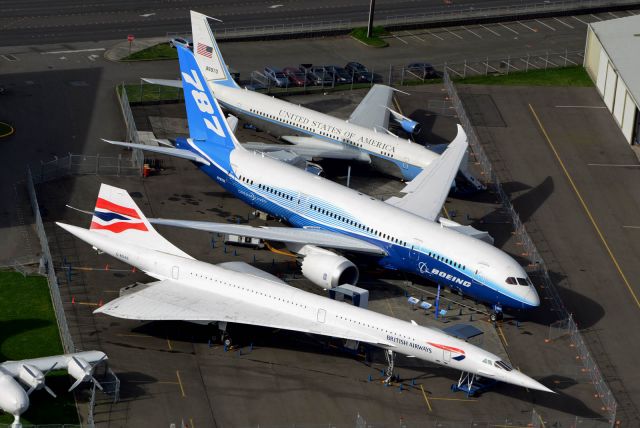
[[197, 42, 213, 58]]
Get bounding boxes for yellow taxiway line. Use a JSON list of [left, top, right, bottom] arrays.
[[529, 104, 639, 309], [419, 384, 432, 412], [176, 370, 186, 397]]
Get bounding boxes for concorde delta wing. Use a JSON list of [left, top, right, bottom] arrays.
[[148, 219, 387, 255], [348, 84, 394, 130], [94, 279, 393, 347], [385, 125, 468, 221]]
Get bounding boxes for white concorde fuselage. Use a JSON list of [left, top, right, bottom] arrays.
[[210, 83, 438, 180], [59, 222, 551, 392]]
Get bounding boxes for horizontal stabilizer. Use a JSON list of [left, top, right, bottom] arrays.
[[141, 78, 183, 88], [245, 140, 370, 162], [103, 139, 210, 165], [148, 218, 386, 255]]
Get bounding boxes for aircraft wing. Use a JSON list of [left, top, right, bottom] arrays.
[[348, 84, 394, 130], [103, 139, 210, 165], [141, 78, 183, 88], [385, 125, 468, 221], [94, 279, 392, 346], [244, 140, 370, 162], [0, 351, 107, 377], [148, 218, 386, 255]]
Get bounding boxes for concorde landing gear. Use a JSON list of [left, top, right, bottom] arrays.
[[384, 350, 395, 384], [489, 304, 504, 323], [451, 371, 498, 397]]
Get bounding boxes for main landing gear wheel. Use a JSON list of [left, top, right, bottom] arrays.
[[384, 350, 395, 384], [490, 305, 504, 322]]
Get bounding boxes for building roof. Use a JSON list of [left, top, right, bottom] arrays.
[[590, 14, 640, 105]]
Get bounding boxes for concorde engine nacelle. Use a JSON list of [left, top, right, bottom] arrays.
[[18, 364, 56, 397], [300, 252, 359, 289]]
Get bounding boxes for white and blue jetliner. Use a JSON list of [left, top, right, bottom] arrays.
[[143, 10, 482, 189], [105, 46, 540, 318]]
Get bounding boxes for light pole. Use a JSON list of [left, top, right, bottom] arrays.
[[366, 0, 376, 38]]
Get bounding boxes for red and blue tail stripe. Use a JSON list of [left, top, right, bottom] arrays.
[[90, 197, 147, 233]]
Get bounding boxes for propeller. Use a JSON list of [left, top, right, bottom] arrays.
[[67, 355, 107, 392], [20, 362, 57, 398]]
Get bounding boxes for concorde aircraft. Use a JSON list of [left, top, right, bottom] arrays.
[[0, 351, 107, 428], [142, 10, 482, 189], [105, 45, 539, 319], [57, 183, 552, 394]]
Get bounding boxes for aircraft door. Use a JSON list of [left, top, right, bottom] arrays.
[[317, 308, 326, 323], [443, 350, 451, 364], [172, 266, 179, 280], [474, 262, 490, 285], [410, 238, 423, 260], [296, 193, 308, 214]]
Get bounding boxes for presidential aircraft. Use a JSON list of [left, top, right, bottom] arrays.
[[0, 351, 107, 428], [57, 183, 551, 395], [104, 46, 540, 319], [143, 10, 483, 189]]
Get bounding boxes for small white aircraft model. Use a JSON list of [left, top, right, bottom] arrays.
[[0, 351, 107, 428], [143, 10, 483, 189], [57, 184, 552, 396]]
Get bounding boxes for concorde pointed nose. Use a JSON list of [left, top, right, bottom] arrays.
[[511, 371, 554, 393]]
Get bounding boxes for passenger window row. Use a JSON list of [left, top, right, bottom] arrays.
[[427, 252, 465, 271], [257, 183, 294, 201], [308, 203, 406, 246], [336, 314, 408, 337]]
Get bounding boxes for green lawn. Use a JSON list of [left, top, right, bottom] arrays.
[[122, 42, 178, 61], [123, 83, 182, 102], [350, 26, 389, 47], [0, 272, 79, 425], [453, 66, 594, 87]]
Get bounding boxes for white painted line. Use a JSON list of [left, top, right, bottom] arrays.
[[462, 25, 482, 38], [622, 225, 640, 229], [608, 11, 620, 18], [392, 33, 409, 44], [517, 21, 537, 32], [426, 29, 444, 41], [553, 17, 574, 29], [444, 27, 464, 39], [139, 12, 156, 17], [588, 163, 640, 167], [405, 30, 425, 42], [536, 19, 556, 31], [590, 14, 603, 21], [572, 15, 588, 25], [42, 48, 105, 54], [498, 22, 519, 35], [480, 24, 501, 36], [555, 105, 606, 108]]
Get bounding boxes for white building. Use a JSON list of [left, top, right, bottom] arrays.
[[584, 15, 640, 145]]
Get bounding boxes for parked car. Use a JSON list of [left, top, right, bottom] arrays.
[[263, 66, 289, 87], [309, 66, 334, 85], [169, 37, 193, 50], [325, 65, 352, 84], [344, 61, 373, 83], [283, 66, 312, 87], [406, 62, 438, 79]]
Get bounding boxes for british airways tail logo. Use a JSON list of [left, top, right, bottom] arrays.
[[90, 198, 148, 233], [427, 342, 466, 361]]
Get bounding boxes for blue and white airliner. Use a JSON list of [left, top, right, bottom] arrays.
[[143, 10, 483, 190], [105, 46, 540, 318]]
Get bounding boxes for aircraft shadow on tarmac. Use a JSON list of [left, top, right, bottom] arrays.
[[409, 108, 455, 145]]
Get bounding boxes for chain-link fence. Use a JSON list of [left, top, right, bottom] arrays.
[[443, 71, 617, 426], [26, 166, 75, 354], [116, 83, 144, 171]]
